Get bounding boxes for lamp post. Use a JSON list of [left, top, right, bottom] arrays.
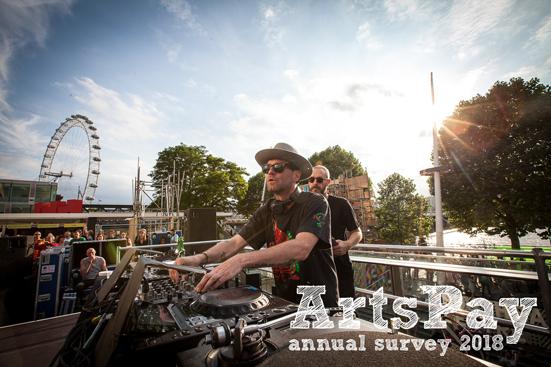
[[420, 73, 452, 248]]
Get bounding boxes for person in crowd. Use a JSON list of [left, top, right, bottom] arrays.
[[120, 232, 127, 239], [170, 229, 179, 243], [63, 231, 72, 245], [308, 165, 362, 298], [107, 230, 116, 239], [69, 230, 87, 245], [135, 229, 148, 246], [33, 231, 46, 260], [86, 230, 94, 241], [169, 143, 338, 307], [44, 233, 57, 247], [55, 235, 65, 246], [75, 248, 107, 303], [96, 232, 106, 240]]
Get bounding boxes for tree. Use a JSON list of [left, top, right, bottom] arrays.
[[236, 171, 265, 217], [375, 173, 431, 245], [308, 145, 367, 182], [431, 77, 551, 249], [149, 144, 248, 212]]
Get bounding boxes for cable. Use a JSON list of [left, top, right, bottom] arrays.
[[50, 281, 128, 367]]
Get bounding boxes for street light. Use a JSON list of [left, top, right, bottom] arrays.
[[419, 73, 453, 248]]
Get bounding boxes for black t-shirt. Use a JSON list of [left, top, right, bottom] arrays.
[[238, 191, 339, 307], [327, 195, 360, 272]]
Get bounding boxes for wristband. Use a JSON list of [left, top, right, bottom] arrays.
[[199, 252, 209, 265]]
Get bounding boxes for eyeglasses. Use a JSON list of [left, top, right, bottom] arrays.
[[261, 163, 296, 174], [308, 177, 326, 183]]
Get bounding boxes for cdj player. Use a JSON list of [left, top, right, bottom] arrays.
[[62, 249, 300, 367]]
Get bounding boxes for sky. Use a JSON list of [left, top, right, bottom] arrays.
[[0, 0, 550, 204]]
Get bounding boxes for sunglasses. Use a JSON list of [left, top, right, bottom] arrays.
[[261, 163, 297, 174], [308, 177, 325, 183]]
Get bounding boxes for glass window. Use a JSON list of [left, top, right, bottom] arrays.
[[10, 184, 30, 203], [11, 204, 33, 213], [0, 182, 10, 202], [50, 186, 57, 202], [0, 204, 4, 213], [35, 185, 52, 203]]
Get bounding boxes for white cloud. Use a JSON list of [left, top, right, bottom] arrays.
[[439, 0, 515, 59], [0, 0, 73, 130], [383, 0, 427, 22], [0, 151, 41, 179], [502, 56, 551, 80], [530, 15, 551, 46], [284, 69, 298, 79], [281, 95, 296, 105], [223, 72, 442, 197], [154, 91, 180, 103], [62, 77, 170, 145], [356, 22, 382, 50], [259, 1, 291, 49], [182, 78, 217, 97], [167, 43, 181, 63], [0, 113, 48, 152], [153, 29, 196, 70], [159, 0, 207, 36]]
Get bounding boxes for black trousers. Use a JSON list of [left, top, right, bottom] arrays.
[[74, 279, 95, 300]]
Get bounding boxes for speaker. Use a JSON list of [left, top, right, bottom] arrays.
[[0, 236, 33, 288], [183, 208, 217, 255]]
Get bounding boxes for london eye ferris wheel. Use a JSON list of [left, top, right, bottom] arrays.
[[38, 114, 101, 203]]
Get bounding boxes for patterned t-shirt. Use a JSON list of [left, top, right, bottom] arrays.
[[238, 191, 339, 307]]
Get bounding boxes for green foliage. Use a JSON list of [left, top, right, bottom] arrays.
[[149, 144, 248, 212], [430, 77, 551, 249], [236, 171, 266, 217], [375, 173, 431, 245], [308, 145, 367, 183]]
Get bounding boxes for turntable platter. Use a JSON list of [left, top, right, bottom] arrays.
[[191, 287, 270, 317]]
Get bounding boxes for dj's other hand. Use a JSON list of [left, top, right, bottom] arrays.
[[194, 256, 243, 293], [332, 239, 353, 257], [169, 256, 201, 283]]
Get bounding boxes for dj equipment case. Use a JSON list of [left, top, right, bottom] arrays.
[[34, 247, 65, 320]]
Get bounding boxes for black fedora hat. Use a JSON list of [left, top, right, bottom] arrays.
[[255, 142, 312, 180]]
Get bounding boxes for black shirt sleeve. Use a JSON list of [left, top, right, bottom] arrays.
[[295, 193, 331, 247], [238, 205, 271, 250]]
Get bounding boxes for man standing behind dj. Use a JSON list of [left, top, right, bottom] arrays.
[[308, 165, 362, 298], [169, 143, 339, 307]]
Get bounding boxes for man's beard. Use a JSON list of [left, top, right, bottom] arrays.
[[311, 184, 327, 195]]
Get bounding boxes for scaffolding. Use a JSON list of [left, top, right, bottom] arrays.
[[130, 159, 186, 241], [326, 170, 378, 243]]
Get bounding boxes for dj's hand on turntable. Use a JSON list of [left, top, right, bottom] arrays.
[[169, 256, 202, 283], [194, 256, 244, 293]]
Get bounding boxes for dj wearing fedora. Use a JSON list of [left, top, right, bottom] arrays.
[[169, 143, 339, 307]]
